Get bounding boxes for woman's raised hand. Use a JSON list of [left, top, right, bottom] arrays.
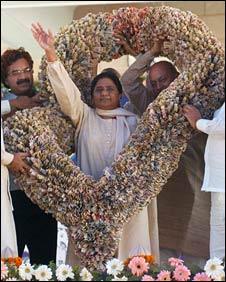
[[31, 23, 57, 62]]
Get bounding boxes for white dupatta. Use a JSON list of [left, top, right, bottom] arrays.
[[95, 107, 138, 159]]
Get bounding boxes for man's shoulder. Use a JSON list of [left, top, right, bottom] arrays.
[[1, 87, 17, 100]]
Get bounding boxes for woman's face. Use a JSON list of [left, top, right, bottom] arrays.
[[92, 78, 121, 110]]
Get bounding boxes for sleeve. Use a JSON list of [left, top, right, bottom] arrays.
[[121, 51, 155, 115], [196, 104, 225, 136], [1, 124, 14, 166], [47, 61, 88, 128], [1, 100, 11, 116]]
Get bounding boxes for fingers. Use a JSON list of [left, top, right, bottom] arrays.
[[37, 22, 45, 34], [32, 93, 46, 103], [163, 41, 171, 50], [23, 163, 31, 174], [31, 23, 38, 32], [31, 23, 41, 35], [10, 153, 31, 175], [182, 106, 189, 113], [18, 152, 30, 159], [31, 24, 43, 43], [114, 37, 125, 45], [31, 28, 39, 41], [48, 29, 54, 40], [113, 32, 126, 44], [31, 22, 48, 38], [113, 32, 123, 40], [19, 153, 30, 174], [183, 104, 194, 113], [183, 112, 189, 119], [19, 163, 30, 174]]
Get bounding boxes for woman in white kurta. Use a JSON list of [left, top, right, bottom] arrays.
[[1, 101, 18, 257], [32, 23, 160, 265], [183, 102, 225, 259]]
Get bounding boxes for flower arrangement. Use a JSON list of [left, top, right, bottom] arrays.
[[1, 256, 225, 281], [3, 6, 225, 269]]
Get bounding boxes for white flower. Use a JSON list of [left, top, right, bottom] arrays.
[[19, 263, 34, 281], [112, 275, 128, 281], [79, 267, 93, 281], [5, 278, 18, 281], [34, 265, 52, 281], [106, 258, 124, 277], [212, 269, 225, 281], [56, 264, 74, 281], [204, 257, 224, 278]]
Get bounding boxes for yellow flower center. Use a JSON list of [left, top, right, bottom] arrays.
[[63, 270, 68, 275]]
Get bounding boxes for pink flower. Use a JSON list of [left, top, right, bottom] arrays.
[[168, 257, 184, 267], [1, 261, 8, 279], [142, 274, 155, 281], [157, 270, 172, 281], [193, 272, 212, 281], [173, 265, 191, 281], [128, 256, 149, 277]]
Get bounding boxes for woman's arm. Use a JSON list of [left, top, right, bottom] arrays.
[[31, 23, 87, 127]]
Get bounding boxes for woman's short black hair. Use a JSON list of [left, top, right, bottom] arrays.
[[91, 71, 123, 96]]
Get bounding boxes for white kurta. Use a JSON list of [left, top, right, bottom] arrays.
[[47, 61, 157, 264], [1, 102, 18, 257], [196, 103, 225, 192]]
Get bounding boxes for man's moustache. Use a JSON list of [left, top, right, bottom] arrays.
[[16, 79, 31, 85]]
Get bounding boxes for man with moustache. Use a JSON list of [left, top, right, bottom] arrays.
[[1, 47, 57, 264]]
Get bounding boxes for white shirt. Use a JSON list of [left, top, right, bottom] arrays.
[[1, 107, 18, 257], [196, 103, 225, 192], [1, 100, 11, 116]]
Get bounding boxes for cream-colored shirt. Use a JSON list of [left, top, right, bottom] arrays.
[[47, 61, 138, 180], [47, 61, 160, 264]]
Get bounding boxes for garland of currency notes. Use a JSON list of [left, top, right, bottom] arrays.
[[3, 6, 224, 270]]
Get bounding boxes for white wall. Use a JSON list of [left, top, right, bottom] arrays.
[[1, 1, 225, 79]]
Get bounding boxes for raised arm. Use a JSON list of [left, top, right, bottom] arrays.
[[120, 40, 163, 115], [31, 23, 87, 127]]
